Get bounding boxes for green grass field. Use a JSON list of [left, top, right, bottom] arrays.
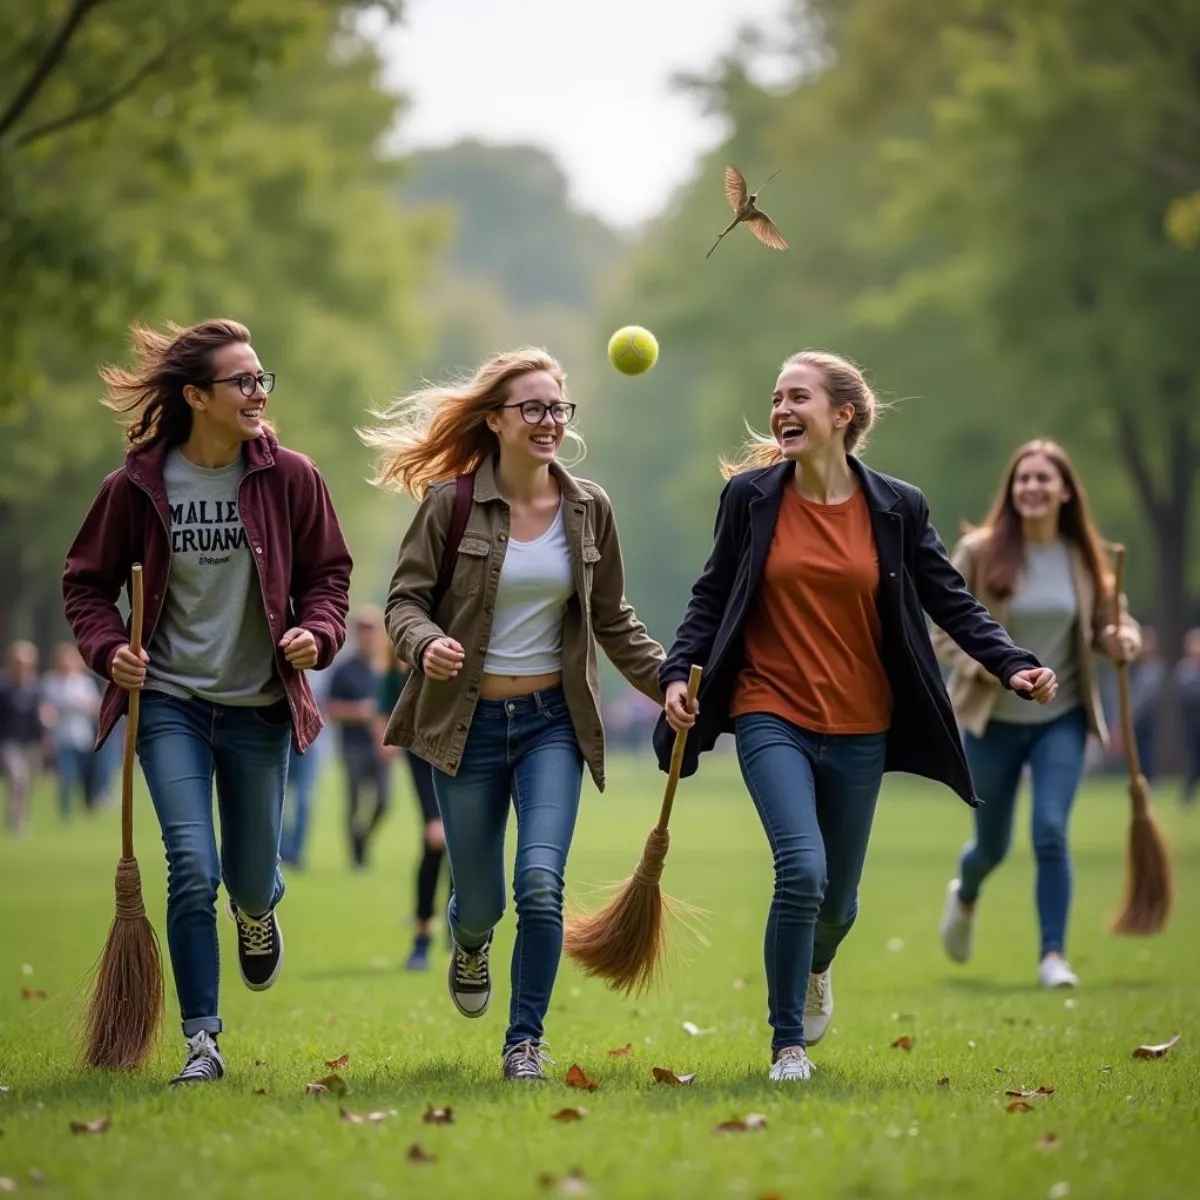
[[1, 752, 1196, 1199]]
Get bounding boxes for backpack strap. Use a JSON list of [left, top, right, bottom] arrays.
[[430, 471, 476, 617]]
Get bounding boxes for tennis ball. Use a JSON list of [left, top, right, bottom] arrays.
[[607, 325, 659, 376]]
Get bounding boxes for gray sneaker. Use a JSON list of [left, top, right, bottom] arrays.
[[768, 1045, 814, 1083], [502, 1039, 554, 1081], [448, 933, 492, 1018], [804, 968, 834, 1045], [170, 1031, 225, 1086]]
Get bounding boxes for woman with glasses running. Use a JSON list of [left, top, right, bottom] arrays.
[[361, 347, 663, 1081], [63, 319, 352, 1086]]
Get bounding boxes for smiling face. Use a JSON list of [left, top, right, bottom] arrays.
[[485, 370, 567, 467], [184, 341, 270, 444], [769, 361, 853, 460], [1010, 451, 1070, 524]]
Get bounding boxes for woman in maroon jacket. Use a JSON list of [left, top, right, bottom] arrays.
[[63, 319, 352, 1086]]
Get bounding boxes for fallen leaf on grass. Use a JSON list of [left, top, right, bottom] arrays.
[[565, 1064, 597, 1091], [19, 989, 48, 1001], [313, 1074, 347, 1096], [732, 977, 747, 991], [0, 1085, 9, 1093], [422, 1106, 454, 1125], [253, 1060, 267, 1067], [1101, 1065, 1113, 1075], [682, 1021, 714, 1037], [1037, 1133, 1061, 1152], [606, 1044, 632, 1058], [0, 1179, 15, 1193], [340, 1107, 392, 1124], [1048, 1183, 1070, 1199], [714, 1113, 767, 1134], [937, 1077, 951, 1089], [1005, 1086, 1055, 1098], [324, 1014, 338, 1027], [305, 1083, 329, 1095], [890, 1035, 915, 1051], [559, 1169, 591, 1197], [551, 1107, 587, 1121], [252, 1089, 267, 1096], [1132, 1035, 1181, 1060], [1006, 1100, 1034, 1113], [69, 1117, 110, 1135], [406, 1143, 437, 1164], [27, 1169, 44, 1185], [651, 1067, 696, 1086], [324, 1053, 349, 1069]]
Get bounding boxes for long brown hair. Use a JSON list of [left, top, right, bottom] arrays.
[[101, 319, 268, 451], [720, 350, 882, 479], [360, 347, 584, 498], [976, 439, 1112, 600]]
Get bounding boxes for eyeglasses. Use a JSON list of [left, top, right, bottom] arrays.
[[203, 372, 276, 397], [496, 400, 576, 425]]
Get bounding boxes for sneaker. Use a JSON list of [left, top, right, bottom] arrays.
[[1038, 954, 1078, 989], [230, 901, 284, 991], [170, 1031, 225, 1086], [405, 933, 431, 972], [448, 933, 492, 1017], [502, 1039, 554, 1081], [804, 968, 834, 1045], [768, 1045, 814, 1082], [940, 879, 975, 964]]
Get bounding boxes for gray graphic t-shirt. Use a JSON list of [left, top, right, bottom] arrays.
[[146, 449, 284, 706]]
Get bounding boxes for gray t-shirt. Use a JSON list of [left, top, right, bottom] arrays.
[[992, 540, 1081, 724], [146, 449, 283, 706]]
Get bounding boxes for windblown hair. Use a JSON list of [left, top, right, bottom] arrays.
[[973, 439, 1112, 600], [720, 350, 881, 479], [360, 347, 584, 498], [100, 319, 266, 451]]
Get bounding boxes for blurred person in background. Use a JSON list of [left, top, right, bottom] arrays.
[[63, 318, 351, 1087], [1, 641, 52, 834], [659, 351, 1055, 1085], [1176, 628, 1200, 808], [1130, 627, 1165, 782], [377, 650, 450, 971], [41, 642, 102, 819], [364, 347, 663, 1082], [935, 440, 1140, 989], [280, 663, 331, 869], [327, 606, 390, 869]]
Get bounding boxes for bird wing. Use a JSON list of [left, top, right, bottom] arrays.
[[745, 211, 788, 250], [724, 166, 748, 212]]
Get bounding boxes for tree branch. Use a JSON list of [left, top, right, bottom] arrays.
[[0, 0, 108, 140], [1114, 406, 1163, 522], [13, 48, 169, 148]]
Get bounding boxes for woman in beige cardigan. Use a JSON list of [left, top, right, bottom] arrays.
[[934, 440, 1140, 989]]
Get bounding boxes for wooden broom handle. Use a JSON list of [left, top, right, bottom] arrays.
[[656, 664, 703, 831], [121, 564, 145, 861], [1108, 544, 1143, 785]]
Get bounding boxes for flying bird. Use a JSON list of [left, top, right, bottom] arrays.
[[706, 166, 788, 259]]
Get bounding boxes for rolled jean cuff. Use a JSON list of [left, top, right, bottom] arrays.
[[182, 1016, 223, 1037]]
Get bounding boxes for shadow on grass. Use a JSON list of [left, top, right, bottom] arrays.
[[941, 976, 1156, 995]]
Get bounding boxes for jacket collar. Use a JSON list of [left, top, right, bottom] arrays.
[[125, 430, 278, 490], [472, 453, 590, 505], [749, 455, 902, 512]]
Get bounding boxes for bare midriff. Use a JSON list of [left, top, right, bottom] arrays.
[[479, 670, 564, 700]]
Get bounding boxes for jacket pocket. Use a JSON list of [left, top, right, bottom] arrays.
[[452, 535, 492, 595]]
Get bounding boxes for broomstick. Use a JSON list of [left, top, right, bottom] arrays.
[[83, 564, 164, 1068], [564, 664, 703, 994], [1108, 544, 1173, 935]]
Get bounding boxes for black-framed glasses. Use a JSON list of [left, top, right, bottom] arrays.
[[497, 400, 576, 425], [202, 371, 276, 397]]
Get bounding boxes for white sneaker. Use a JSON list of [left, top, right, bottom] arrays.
[[1038, 955, 1078, 989], [804, 969, 834, 1045], [769, 1045, 814, 1082], [940, 879, 974, 964]]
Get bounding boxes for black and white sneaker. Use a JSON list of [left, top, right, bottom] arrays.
[[502, 1039, 554, 1081], [448, 933, 492, 1018], [170, 1031, 226, 1086], [230, 901, 284, 991]]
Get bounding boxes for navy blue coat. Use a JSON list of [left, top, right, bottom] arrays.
[[653, 458, 1040, 806]]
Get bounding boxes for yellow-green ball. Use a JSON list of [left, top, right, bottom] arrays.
[[607, 325, 659, 376]]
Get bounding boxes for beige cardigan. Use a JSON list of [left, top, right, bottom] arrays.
[[931, 531, 1134, 746]]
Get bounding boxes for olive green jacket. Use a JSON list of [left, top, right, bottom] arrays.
[[382, 456, 664, 790]]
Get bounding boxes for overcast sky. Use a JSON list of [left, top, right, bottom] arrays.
[[372, 0, 792, 229]]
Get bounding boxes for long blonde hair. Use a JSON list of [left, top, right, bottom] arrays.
[[719, 350, 881, 479], [360, 348, 584, 497]]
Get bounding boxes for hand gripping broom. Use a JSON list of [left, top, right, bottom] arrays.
[[1108, 544, 1173, 935], [564, 664, 702, 994], [83, 564, 164, 1068]]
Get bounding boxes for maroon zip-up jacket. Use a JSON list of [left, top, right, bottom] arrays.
[[62, 431, 352, 753]]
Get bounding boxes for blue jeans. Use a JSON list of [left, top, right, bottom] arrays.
[[735, 713, 887, 1052], [432, 686, 583, 1050], [280, 741, 320, 866], [958, 707, 1088, 958], [55, 745, 91, 818], [137, 691, 292, 1036]]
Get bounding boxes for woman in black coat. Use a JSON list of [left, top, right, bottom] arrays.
[[656, 350, 1057, 1084]]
